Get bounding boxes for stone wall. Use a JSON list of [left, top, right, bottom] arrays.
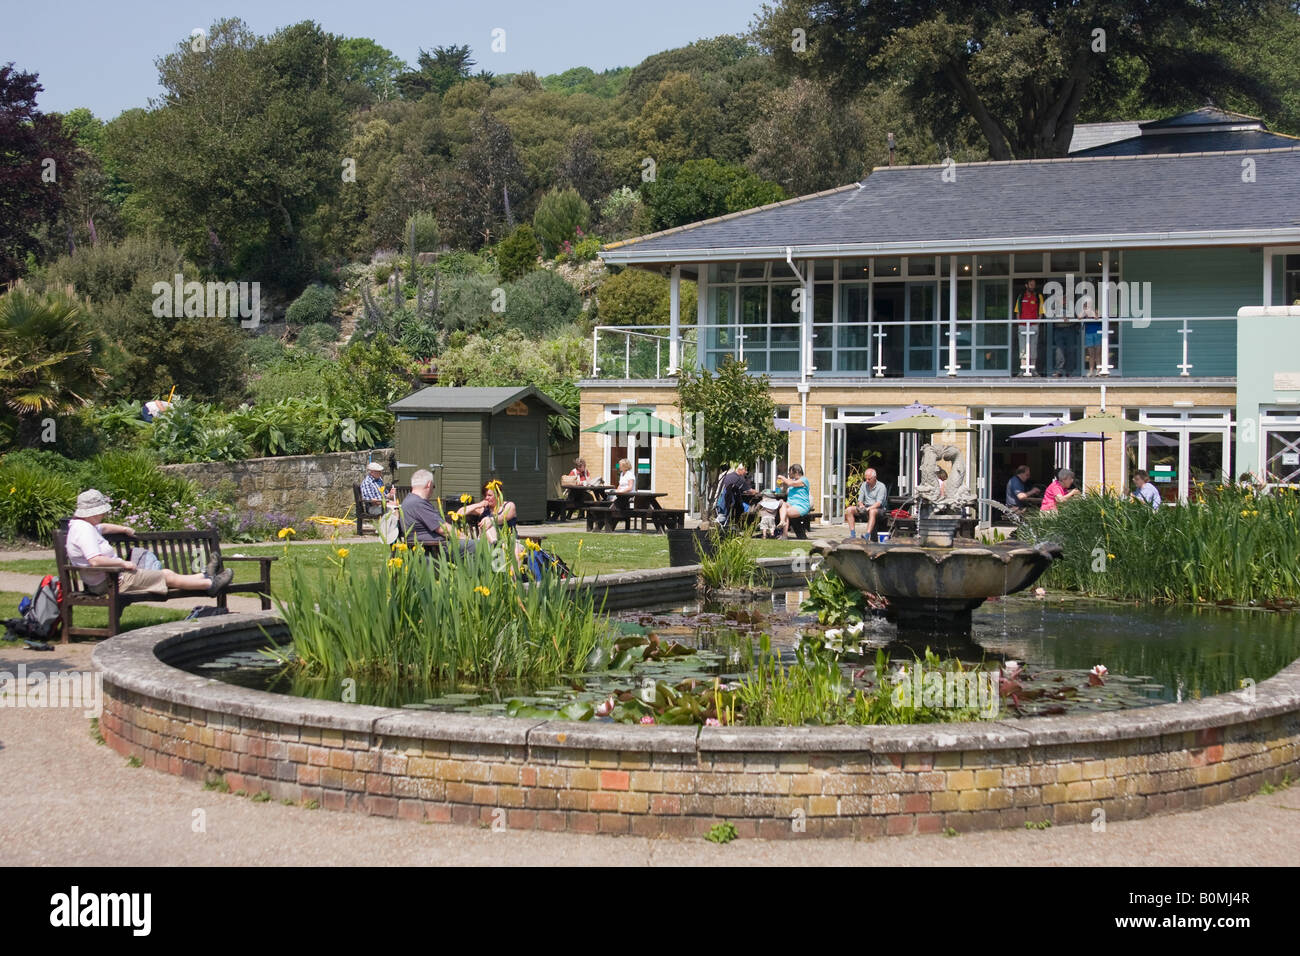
[[161, 448, 394, 520], [96, 614, 1300, 839]]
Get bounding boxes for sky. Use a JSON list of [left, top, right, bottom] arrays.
[[5, 0, 769, 120]]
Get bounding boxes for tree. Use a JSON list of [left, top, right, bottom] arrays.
[[748, 78, 867, 194], [0, 288, 108, 445], [0, 64, 78, 281], [641, 159, 784, 231], [532, 187, 590, 257], [338, 37, 406, 103], [556, 128, 611, 204], [439, 109, 526, 247], [496, 224, 541, 281], [104, 19, 349, 284], [500, 269, 582, 335], [397, 45, 476, 99], [755, 0, 1284, 160], [631, 72, 722, 169], [677, 356, 782, 506]]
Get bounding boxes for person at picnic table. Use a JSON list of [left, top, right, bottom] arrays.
[[1131, 469, 1161, 511], [456, 480, 517, 545], [846, 467, 887, 539], [1005, 464, 1041, 514], [65, 489, 232, 597], [399, 469, 474, 555], [562, 458, 594, 487], [359, 461, 394, 517], [607, 458, 636, 518], [1040, 468, 1081, 513], [776, 464, 810, 538]]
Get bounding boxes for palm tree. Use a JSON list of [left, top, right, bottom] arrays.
[[0, 287, 107, 439]]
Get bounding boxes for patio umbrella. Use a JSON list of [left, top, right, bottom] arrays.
[[1009, 419, 1109, 442], [774, 417, 814, 432], [1040, 413, 1162, 489], [869, 413, 974, 433], [583, 408, 682, 437], [859, 400, 966, 425]]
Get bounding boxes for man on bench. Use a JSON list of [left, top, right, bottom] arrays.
[[398, 470, 475, 556], [66, 490, 233, 597]]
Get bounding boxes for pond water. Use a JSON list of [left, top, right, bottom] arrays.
[[189, 591, 1300, 720]]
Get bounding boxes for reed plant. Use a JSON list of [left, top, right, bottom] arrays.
[[698, 528, 770, 591], [268, 537, 613, 685], [1021, 485, 1300, 605]]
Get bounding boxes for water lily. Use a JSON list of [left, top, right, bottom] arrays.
[[705, 717, 720, 727], [846, 621, 866, 636], [594, 696, 616, 717], [824, 628, 844, 641], [1003, 660, 1022, 680], [1089, 664, 1108, 686], [639, 715, 655, 725], [1034, 587, 1046, 597]]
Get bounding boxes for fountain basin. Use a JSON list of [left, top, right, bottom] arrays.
[[815, 537, 1063, 635]]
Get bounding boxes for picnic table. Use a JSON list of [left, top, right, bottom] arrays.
[[585, 489, 685, 532]]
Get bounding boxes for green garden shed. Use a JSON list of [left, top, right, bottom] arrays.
[[388, 386, 565, 523]]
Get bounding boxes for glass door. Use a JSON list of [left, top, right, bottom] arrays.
[[823, 421, 847, 519]]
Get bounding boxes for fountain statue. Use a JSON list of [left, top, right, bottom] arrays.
[[814, 442, 1061, 644]]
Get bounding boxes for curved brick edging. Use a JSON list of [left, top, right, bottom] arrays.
[[93, 612, 1300, 839]]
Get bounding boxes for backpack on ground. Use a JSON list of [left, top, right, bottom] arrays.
[[526, 547, 573, 580], [4, 574, 63, 642]]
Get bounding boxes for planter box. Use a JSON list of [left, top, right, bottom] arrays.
[[667, 528, 715, 567]]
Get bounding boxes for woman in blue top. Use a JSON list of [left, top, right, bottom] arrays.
[[777, 464, 811, 538]]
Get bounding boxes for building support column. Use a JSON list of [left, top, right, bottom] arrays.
[[668, 265, 681, 375], [947, 255, 958, 376]]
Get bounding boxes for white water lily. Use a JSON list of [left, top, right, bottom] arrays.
[[1003, 660, 1022, 679], [846, 621, 866, 637], [824, 628, 844, 641], [1090, 664, 1108, 677]]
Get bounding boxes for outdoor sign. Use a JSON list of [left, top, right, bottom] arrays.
[[505, 401, 529, 416], [1283, 452, 1300, 466], [1274, 372, 1300, 391], [1152, 464, 1176, 483], [637, 459, 651, 474]]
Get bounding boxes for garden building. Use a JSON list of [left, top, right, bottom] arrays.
[[587, 108, 1300, 525], [388, 386, 565, 523]]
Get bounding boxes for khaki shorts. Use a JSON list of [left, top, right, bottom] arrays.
[[88, 568, 169, 596]]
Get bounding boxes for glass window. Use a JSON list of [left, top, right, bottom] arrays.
[[940, 255, 973, 277], [874, 257, 901, 278], [1013, 253, 1043, 274], [839, 258, 871, 279], [978, 254, 1010, 276], [714, 263, 736, 283], [907, 256, 936, 276], [1050, 251, 1081, 273], [813, 260, 835, 281], [739, 261, 766, 280]]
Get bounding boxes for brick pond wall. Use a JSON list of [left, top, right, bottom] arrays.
[[162, 448, 393, 520], [93, 613, 1300, 839]]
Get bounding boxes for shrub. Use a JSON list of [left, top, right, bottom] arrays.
[[500, 269, 582, 335], [595, 268, 686, 326], [296, 322, 338, 356], [532, 188, 591, 258], [435, 274, 498, 333], [698, 529, 768, 591], [399, 319, 441, 359], [597, 186, 650, 240], [374, 262, 393, 285], [0, 462, 78, 542], [245, 335, 287, 369], [430, 250, 495, 278], [285, 283, 337, 328], [496, 224, 541, 282], [250, 355, 336, 405], [570, 236, 602, 263]]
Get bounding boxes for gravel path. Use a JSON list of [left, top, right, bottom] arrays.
[[2, 641, 1297, 866]]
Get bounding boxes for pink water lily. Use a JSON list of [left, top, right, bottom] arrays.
[[594, 696, 616, 718], [1089, 664, 1108, 686], [639, 715, 655, 725]]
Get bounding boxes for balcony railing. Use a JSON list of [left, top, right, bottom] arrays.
[[587, 316, 1239, 381]]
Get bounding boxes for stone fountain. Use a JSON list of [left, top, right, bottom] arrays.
[[816, 443, 1061, 642]]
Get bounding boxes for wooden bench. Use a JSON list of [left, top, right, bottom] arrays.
[[53, 527, 277, 642], [353, 484, 411, 535], [649, 508, 687, 531], [788, 511, 822, 539]]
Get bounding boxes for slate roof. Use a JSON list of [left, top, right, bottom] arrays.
[[601, 147, 1300, 264], [389, 386, 565, 416]]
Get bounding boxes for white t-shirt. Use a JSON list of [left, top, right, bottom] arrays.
[[65, 518, 116, 587]]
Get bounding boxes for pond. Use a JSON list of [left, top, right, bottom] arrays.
[[187, 590, 1300, 721]]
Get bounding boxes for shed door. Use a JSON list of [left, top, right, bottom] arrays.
[[488, 412, 547, 522], [395, 416, 442, 486]]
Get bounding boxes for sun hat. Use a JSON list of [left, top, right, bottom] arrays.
[[366, 462, 384, 473], [74, 489, 112, 518]]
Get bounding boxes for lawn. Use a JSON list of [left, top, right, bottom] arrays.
[[0, 532, 811, 596]]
